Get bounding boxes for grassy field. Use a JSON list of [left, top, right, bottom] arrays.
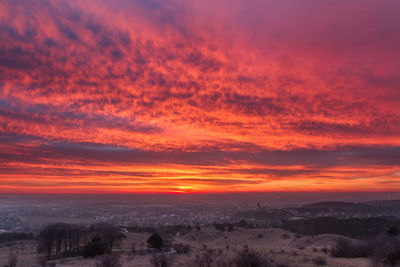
[[0, 227, 372, 266]]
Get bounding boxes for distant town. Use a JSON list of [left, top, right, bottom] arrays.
[[1, 193, 400, 266]]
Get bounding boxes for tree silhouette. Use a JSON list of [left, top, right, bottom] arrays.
[[147, 233, 164, 249], [83, 236, 105, 258]]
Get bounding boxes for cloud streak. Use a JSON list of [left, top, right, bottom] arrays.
[[0, 0, 399, 192]]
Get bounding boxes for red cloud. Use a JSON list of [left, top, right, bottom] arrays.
[[0, 0, 399, 192]]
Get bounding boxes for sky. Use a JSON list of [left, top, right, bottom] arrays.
[[0, 0, 400, 193]]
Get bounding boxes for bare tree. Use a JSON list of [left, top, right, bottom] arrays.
[[38, 225, 55, 259], [90, 223, 123, 253], [6, 249, 18, 267], [37, 222, 122, 259]]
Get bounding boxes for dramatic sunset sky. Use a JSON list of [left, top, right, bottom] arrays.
[[0, 0, 400, 193]]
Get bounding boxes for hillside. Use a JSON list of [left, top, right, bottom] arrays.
[[0, 227, 372, 267]]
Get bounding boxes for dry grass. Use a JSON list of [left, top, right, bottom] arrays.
[[0, 228, 372, 267]]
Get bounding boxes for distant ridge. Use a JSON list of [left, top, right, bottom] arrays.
[[302, 201, 368, 208], [364, 199, 400, 208], [299, 199, 400, 213], [300, 201, 370, 211]]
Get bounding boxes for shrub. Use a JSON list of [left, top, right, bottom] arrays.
[[312, 256, 327, 266], [387, 226, 400, 237], [147, 234, 164, 249], [96, 254, 121, 267], [330, 238, 371, 258], [173, 243, 191, 254], [194, 251, 213, 267], [234, 249, 271, 267], [385, 250, 400, 266], [281, 234, 291, 240], [215, 258, 233, 267]]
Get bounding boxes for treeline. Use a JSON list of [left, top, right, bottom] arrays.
[[217, 220, 260, 230], [297, 201, 372, 213], [213, 222, 234, 232], [127, 224, 192, 235], [282, 217, 400, 239], [37, 222, 125, 259], [127, 221, 256, 236], [0, 232, 33, 243], [331, 235, 400, 266]]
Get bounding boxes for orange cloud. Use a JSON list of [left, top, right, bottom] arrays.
[[0, 0, 400, 193]]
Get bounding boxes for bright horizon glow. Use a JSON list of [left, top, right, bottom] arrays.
[[1, 0, 400, 193]]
